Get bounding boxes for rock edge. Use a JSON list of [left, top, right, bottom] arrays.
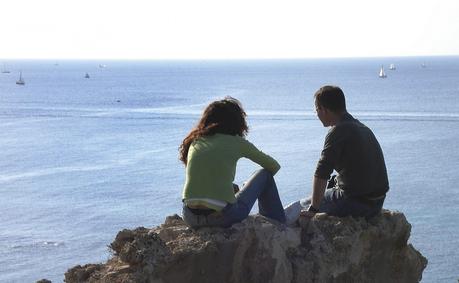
[[64, 209, 427, 283]]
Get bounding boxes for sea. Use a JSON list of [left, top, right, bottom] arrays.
[[0, 57, 458, 282]]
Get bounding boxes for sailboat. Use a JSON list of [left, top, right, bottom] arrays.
[[16, 71, 25, 85], [389, 63, 396, 70], [379, 65, 387, 78], [84, 73, 90, 78], [1, 63, 10, 73], [421, 62, 427, 68]]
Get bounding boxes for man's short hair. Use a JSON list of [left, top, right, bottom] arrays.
[[314, 85, 346, 113]]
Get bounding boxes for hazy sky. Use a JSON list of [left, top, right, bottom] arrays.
[[1, 0, 458, 59]]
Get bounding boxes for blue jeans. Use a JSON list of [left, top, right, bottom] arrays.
[[182, 169, 286, 228], [319, 188, 384, 219], [284, 188, 384, 224]]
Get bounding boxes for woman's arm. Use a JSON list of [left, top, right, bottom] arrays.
[[240, 139, 280, 175]]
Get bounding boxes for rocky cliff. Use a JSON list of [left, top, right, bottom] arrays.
[[64, 210, 427, 283]]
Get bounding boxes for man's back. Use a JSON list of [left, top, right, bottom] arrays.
[[316, 113, 389, 198]]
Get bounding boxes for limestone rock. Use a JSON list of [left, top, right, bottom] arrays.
[[64, 210, 427, 283]]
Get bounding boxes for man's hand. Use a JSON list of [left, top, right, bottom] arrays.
[[300, 204, 319, 218]]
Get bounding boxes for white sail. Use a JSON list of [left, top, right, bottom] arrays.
[[389, 63, 395, 70], [379, 66, 387, 78], [16, 71, 25, 85], [1, 63, 10, 73]]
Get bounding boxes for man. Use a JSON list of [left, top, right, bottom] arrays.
[[305, 85, 389, 218]]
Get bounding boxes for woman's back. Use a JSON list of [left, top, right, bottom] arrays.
[[183, 133, 280, 203], [183, 133, 242, 204]]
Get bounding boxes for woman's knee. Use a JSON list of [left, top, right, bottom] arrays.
[[254, 168, 274, 182]]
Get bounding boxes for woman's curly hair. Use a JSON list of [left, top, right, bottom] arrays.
[[179, 97, 248, 165]]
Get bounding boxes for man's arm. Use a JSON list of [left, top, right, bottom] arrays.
[[310, 176, 328, 211], [311, 126, 344, 211]]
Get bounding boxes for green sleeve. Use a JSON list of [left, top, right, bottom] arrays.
[[240, 138, 281, 175]]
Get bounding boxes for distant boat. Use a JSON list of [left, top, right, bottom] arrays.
[[84, 73, 90, 78], [1, 63, 10, 73], [99, 64, 106, 68], [379, 65, 387, 78], [389, 63, 396, 70], [421, 62, 427, 68], [16, 71, 25, 85]]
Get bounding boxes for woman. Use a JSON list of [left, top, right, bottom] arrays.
[[180, 97, 285, 228]]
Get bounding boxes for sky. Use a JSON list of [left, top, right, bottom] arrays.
[[1, 0, 458, 59]]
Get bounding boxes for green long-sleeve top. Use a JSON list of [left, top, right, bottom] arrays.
[[182, 133, 280, 206]]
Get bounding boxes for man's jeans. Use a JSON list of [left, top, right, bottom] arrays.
[[319, 188, 384, 218], [182, 169, 286, 228], [284, 188, 384, 225]]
